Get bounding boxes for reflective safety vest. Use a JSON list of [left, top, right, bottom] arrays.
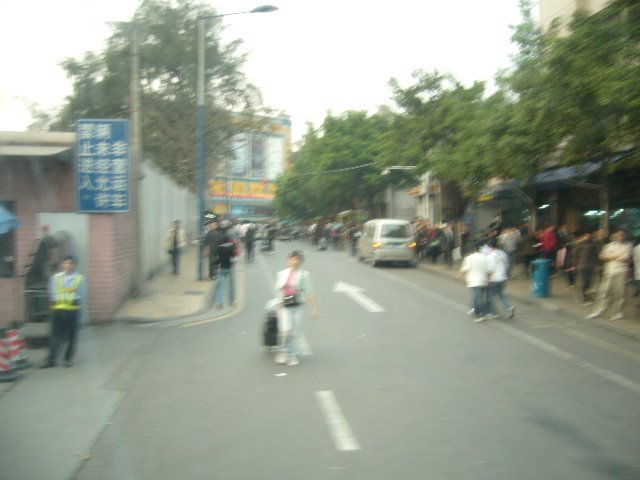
[[51, 273, 84, 311]]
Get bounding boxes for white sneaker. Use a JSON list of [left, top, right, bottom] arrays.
[[474, 316, 487, 323], [286, 355, 299, 366], [508, 306, 515, 319], [275, 352, 287, 365], [467, 308, 476, 317], [611, 313, 624, 320], [585, 310, 603, 320], [486, 313, 500, 319]]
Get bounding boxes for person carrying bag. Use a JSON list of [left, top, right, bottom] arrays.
[[274, 250, 319, 366]]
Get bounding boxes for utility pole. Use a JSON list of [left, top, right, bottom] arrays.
[[130, 24, 143, 294]]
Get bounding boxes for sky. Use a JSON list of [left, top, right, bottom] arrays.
[[0, 0, 528, 144]]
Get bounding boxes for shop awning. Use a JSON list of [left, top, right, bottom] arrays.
[[530, 162, 602, 189], [0, 205, 20, 234]]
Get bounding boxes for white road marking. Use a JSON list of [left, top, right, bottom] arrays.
[[494, 322, 640, 396], [367, 266, 640, 397], [333, 281, 385, 313], [315, 390, 361, 451]]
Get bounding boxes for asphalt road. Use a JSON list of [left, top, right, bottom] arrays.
[[75, 241, 640, 480]]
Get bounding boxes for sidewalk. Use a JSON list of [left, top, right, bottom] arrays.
[[0, 247, 221, 480], [417, 258, 640, 341], [115, 246, 217, 323]]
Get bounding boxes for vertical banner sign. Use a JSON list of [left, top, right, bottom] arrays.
[[229, 133, 248, 176], [76, 119, 130, 213], [250, 133, 266, 178]]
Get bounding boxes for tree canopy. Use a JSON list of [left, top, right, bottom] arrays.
[[52, 0, 270, 188], [276, 0, 639, 221]]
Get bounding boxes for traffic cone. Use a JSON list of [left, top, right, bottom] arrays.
[[0, 329, 21, 383], [8, 321, 32, 371]]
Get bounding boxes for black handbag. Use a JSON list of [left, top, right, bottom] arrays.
[[283, 294, 301, 307]]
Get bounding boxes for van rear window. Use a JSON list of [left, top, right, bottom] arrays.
[[381, 224, 410, 238]]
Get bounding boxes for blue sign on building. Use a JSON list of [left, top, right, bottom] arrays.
[[76, 119, 130, 213]]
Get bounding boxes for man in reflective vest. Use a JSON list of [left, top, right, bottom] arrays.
[[41, 255, 87, 368]]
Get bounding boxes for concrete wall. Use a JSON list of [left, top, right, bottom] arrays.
[[139, 161, 197, 281]]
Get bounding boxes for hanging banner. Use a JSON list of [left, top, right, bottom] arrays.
[[76, 119, 130, 213]]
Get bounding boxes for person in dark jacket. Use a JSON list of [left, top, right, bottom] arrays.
[[441, 223, 455, 268], [206, 221, 225, 280], [213, 231, 238, 308], [573, 231, 599, 304], [244, 223, 256, 263]]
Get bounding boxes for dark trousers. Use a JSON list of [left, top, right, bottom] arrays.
[[245, 241, 255, 263], [443, 248, 453, 267], [471, 286, 488, 316], [47, 309, 79, 363], [487, 281, 513, 314], [579, 268, 594, 301], [170, 248, 182, 274], [209, 250, 218, 279]]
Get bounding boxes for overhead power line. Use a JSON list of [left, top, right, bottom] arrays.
[[286, 162, 375, 177]]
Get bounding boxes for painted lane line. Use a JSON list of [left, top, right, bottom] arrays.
[[315, 391, 361, 451], [566, 328, 640, 363], [333, 281, 385, 313], [494, 322, 640, 396], [369, 267, 640, 397]]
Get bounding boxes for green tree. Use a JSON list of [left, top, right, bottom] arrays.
[[498, 0, 640, 172], [544, 1, 639, 168], [385, 70, 506, 195], [52, 0, 268, 188], [274, 111, 391, 220]]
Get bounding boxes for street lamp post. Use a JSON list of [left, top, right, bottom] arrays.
[[196, 5, 277, 280]]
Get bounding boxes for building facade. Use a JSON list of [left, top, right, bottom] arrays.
[[539, 0, 609, 30], [0, 130, 195, 328], [209, 115, 292, 221]]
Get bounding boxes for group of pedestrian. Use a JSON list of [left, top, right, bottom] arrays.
[[413, 219, 456, 267], [166, 217, 243, 308], [460, 239, 516, 323], [462, 223, 639, 323], [529, 225, 639, 320]]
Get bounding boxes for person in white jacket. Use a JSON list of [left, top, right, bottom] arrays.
[[274, 250, 319, 366], [460, 242, 490, 322], [486, 238, 515, 319]]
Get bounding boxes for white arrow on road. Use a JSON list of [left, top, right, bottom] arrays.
[[333, 281, 386, 313]]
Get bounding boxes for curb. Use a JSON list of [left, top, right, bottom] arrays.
[[115, 282, 217, 325]]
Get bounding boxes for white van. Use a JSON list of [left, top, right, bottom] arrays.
[[357, 218, 417, 267]]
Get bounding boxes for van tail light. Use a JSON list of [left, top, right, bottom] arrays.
[[373, 242, 383, 250], [408, 242, 417, 249]]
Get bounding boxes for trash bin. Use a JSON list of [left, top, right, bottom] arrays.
[[531, 258, 552, 297]]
